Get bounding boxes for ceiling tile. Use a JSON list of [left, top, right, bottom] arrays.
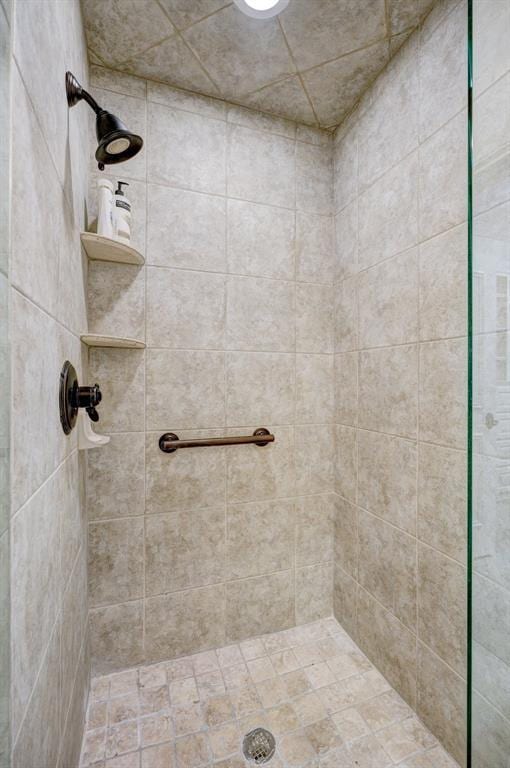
[[388, 0, 436, 35], [82, 0, 175, 66], [279, 0, 387, 71], [119, 35, 220, 96], [158, 0, 231, 30], [183, 4, 295, 99], [303, 41, 390, 127], [243, 76, 318, 126]]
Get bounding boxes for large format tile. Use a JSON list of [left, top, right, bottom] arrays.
[[88, 518, 144, 607], [296, 283, 334, 354], [148, 102, 226, 194], [89, 349, 145, 433], [227, 426, 295, 503], [146, 349, 225, 430], [296, 212, 334, 284], [145, 508, 225, 594], [296, 143, 333, 215], [146, 267, 226, 349], [334, 352, 358, 427], [90, 601, 145, 675], [295, 354, 334, 425], [88, 262, 145, 341], [359, 345, 418, 438], [419, 338, 466, 449], [226, 352, 295, 426], [225, 571, 294, 641], [226, 276, 294, 353], [147, 184, 226, 272], [295, 494, 334, 567], [296, 563, 333, 624], [227, 199, 295, 280], [87, 433, 145, 521], [227, 124, 295, 208]]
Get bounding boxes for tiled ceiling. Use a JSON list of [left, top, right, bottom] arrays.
[[82, 0, 436, 129]]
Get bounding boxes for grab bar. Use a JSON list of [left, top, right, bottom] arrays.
[[159, 428, 275, 453]]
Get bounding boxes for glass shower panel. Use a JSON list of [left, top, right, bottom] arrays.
[[470, 0, 510, 765], [0, 0, 9, 765]]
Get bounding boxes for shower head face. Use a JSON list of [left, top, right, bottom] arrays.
[[95, 109, 143, 169]]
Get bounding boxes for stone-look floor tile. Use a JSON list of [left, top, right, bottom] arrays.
[[140, 713, 172, 747], [266, 703, 300, 735], [331, 707, 370, 743], [223, 663, 251, 690], [140, 686, 170, 716], [141, 742, 175, 768], [81, 728, 106, 766], [293, 691, 329, 726], [305, 717, 344, 756], [169, 677, 199, 707], [305, 662, 337, 690], [247, 656, 276, 682], [91, 677, 111, 701], [255, 676, 288, 709], [263, 631, 291, 654], [196, 670, 225, 700], [230, 683, 262, 718], [108, 694, 140, 725], [175, 732, 210, 768], [166, 658, 194, 683], [376, 716, 437, 762], [105, 721, 139, 759], [282, 669, 313, 698], [217, 644, 244, 669], [171, 702, 205, 737], [240, 638, 266, 662], [88, 701, 108, 730], [347, 733, 392, 767], [357, 689, 412, 731], [139, 665, 167, 691], [105, 752, 141, 768], [279, 729, 316, 766], [270, 649, 301, 676], [208, 721, 240, 761], [202, 694, 235, 728]]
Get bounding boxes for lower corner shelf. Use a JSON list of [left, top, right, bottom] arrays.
[[80, 334, 146, 349]]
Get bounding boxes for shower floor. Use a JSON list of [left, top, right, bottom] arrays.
[[80, 617, 459, 768]]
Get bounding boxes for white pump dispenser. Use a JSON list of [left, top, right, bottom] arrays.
[[114, 181, 132, 245], [97, 178, 115, 239]]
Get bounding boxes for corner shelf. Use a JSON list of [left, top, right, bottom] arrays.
[[80, 232, 145, 266], [80, 334, 146, 349]]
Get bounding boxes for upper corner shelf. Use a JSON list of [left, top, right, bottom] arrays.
[[80, 334, 146, 349], [80, 232, 145, 266]]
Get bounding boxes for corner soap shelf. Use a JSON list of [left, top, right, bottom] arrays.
[[81, 334, 146, 349], [80, 232, 144, 266]]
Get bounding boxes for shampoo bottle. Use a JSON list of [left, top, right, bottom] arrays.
[[97, 178, 114, 238], [113, 181, 131, 245]]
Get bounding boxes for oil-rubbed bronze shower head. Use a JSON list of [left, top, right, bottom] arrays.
[[66, 71, 143, 170]]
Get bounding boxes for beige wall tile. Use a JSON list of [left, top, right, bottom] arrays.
[[226, 276, 295, 353], [88, 518, 144, 607], [296, 212, 334, 284], [89, 349, 145, 433], [227, 426, 295, 503], [146, 267, 226, 349], [334, 200, 358, 282], [226, 499, 294, 579], [146, 349, 225, 430], [145, 585, 226, 662], [228, 124, 295, 208], [418, 544, 466, 674], [334, 129, 358, 213], [88, 262, 145, 341], [87, 433, 145, 521], [295, 354, 334, 424], [226, 572, 294, 642], [357, 588, 417, 708], [296, 283, 334, 354], [145, 508, 225, 594], [295, 424, 334, 496], [419, 0, 467, 141], [419, 338, 466, 449], [228, 199, 295, 280], [358, 430, 417, 535], [296, 143, 333, 215], [226, 352, 295, 426], [334, 496, 358, 578], [418, 443, 466, 562], [148, 78, 225, 118], [419, 223, 467, 340], [358, 249, 419, 348], [296, 563, 333, 624], [147, 184, 226, 272], [417, 642, 466, 763], [145, 429, 226, 514], [358, 511, 417, 630], [359, 345, 418, 438], [296, 494, 334, 567], [334, 278, 357, 353], [334, 425, 357, 503], [334, 352, 358, 427], [358, 152, 419, 271], [419, 110, 467, 241], [333, 565, 358, 639], [90, 601, 145, 674], [148, 102, 226, 194]]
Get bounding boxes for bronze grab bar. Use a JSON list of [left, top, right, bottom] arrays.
[[159, 428, 275, 453]]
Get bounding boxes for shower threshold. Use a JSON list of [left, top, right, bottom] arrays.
[[80, 617, 459, 768]]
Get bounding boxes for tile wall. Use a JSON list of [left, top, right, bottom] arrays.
[[9, 0, 90, 766], [332, 0, 468, 763], [85, 69, 337, 676]]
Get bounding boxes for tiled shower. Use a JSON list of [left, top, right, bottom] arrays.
[[1, 0, 509, 767]]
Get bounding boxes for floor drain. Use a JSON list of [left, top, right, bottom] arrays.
[[242, 728, 276, 764]]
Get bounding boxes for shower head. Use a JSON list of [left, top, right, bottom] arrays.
[[66, 71, 143, 171]]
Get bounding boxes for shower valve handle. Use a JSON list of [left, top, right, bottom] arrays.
[[72, 383, 102, 422]]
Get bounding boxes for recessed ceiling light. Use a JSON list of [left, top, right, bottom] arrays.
[[233, 0, 289, 19]]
